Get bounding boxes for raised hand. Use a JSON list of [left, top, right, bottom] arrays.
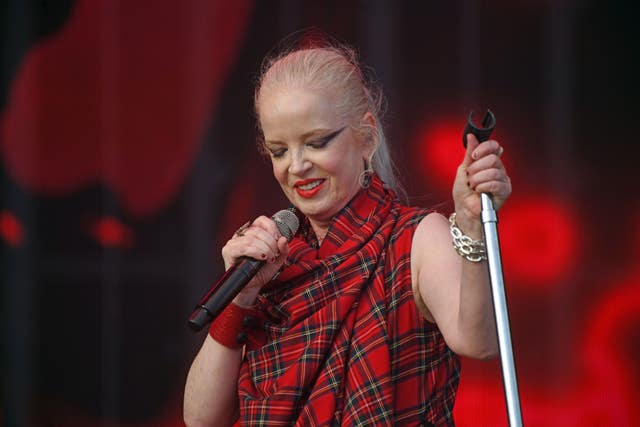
[[452, 133, 512, 235]]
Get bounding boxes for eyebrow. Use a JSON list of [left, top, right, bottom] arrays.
[[264, 126, 346, 145]]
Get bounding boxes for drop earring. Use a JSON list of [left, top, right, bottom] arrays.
[[358, 158, 374, 189]]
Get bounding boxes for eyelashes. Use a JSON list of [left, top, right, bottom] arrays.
[[267, 127, 346, 159], [307, 135, 332, 149], [268, 147, 286, 158], [315, 127, 346, 146]]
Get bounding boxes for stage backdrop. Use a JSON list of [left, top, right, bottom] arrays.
[[1, 1, 638, 426]]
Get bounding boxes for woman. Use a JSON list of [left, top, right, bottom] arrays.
[[184, 44, 511, 426]]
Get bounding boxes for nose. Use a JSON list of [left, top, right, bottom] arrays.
[[288, 148, 311, 175]]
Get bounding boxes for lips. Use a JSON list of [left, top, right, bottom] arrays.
[[294, 178, 326, 198]]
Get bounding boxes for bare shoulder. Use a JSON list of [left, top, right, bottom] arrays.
[[411, 211, 456, 281], [412, 211, 451, 253]]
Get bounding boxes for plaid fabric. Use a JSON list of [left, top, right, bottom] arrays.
[[237, 175, 460, 426]]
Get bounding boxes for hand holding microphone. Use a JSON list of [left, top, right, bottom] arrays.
[[222, 212, 295, 305], [188, 209, 299, 331]]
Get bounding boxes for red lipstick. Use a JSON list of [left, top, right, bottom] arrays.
[[294, 179, 325, 198]]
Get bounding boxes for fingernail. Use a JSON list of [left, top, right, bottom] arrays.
[[261, 253, 266, 259], [270, 257, 275, 263], [472, 151, 479, 159]]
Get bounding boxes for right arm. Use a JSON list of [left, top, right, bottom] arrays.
[[183, 216, 289, 427]]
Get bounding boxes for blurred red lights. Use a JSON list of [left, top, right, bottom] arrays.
[[456, 275, 640, 427], [414, 120, 464, 189], [499, 195, 577, 287], [583, 277, 640, 426], [90, 216, 134, 248], [0, 210, 24, 246]]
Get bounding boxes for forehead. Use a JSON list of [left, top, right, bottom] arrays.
[[258, 86, 344, 139]]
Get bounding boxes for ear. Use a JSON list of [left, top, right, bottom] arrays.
[[360, 111, 379, 159]]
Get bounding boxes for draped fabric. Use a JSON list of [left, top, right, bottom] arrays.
[[237, 176, 460, 426]]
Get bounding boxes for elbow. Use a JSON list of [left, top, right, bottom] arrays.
[[449, 337, 499, 360], [474, 346, 499, 360], [452, 346, 498, 360], [480, 335, 500, 360], [471, 337, 500, 360]]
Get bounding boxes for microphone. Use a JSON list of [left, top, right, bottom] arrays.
[[188, 209, 299, 332]]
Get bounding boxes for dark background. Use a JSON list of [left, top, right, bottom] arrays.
[[2, 1, 638, 426]]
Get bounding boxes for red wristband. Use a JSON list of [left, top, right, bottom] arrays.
[[208, 303, 259, 349]]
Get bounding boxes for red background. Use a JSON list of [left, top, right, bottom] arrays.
[[1, 1, 638, 426]]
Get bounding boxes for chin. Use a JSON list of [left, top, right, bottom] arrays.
[[295, 202, 333, 221]]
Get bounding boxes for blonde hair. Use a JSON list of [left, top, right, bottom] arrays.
[[254, 44, 407, 202]]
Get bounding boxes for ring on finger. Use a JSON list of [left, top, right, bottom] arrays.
[[234, 220, 251, 237]]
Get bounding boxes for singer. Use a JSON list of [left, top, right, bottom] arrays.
[[184, 40, 511, 427]]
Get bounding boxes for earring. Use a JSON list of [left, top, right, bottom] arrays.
[[358, 158, 374, 189]]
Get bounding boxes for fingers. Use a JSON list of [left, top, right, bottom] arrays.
[[469, 138, 503, 161], [466, 152, 504, 176], [276, 236, 290, 262], [251, 215, 282, 241], [461, 133, 480, 168], [465, 139, 505, 175], [466, 158, 512, 205], [463, 139, 510, 197], [468, 169, 511, 193], [454, 136, 512, 214], [460, 135, 503, 171], [474, 180, 511, 197], [222, 215, 284, 268], [242, 227, 279, 259]]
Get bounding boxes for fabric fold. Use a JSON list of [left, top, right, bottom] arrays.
[[237, 175, 460, 426]]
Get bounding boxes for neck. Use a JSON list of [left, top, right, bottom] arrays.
[[309, 219, 330, 245]]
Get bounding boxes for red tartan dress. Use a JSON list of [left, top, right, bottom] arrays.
[[236, 175, 460, 426]]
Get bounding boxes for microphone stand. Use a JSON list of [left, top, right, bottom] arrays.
[[481, 193, 523, 427], [465, 111, 523, 427]]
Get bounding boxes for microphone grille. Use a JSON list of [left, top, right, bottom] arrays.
[[272, 209, 300, 241]]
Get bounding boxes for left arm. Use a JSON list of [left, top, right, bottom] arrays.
[[411, 134, 511, 359]]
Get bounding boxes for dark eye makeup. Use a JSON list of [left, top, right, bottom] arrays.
[[308, 126, 346, 148], [268, 147, 287, 158], [266, 126, 347, 158]]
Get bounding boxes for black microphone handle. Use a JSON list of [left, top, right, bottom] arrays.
[[187, 257, 263, 332]]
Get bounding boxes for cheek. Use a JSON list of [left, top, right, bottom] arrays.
[[328, 151, 362, 180], [272, 161, 287, 185], [320, 152, 351, 175]]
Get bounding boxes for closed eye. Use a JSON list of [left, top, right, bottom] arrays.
[[268, 147, 287, 158], [266, 126, 346, 158], [307, 139, 330, 149], [307, 126, 346, 149]]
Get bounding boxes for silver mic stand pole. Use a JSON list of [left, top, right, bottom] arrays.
[[465, 111, 523, 427]]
